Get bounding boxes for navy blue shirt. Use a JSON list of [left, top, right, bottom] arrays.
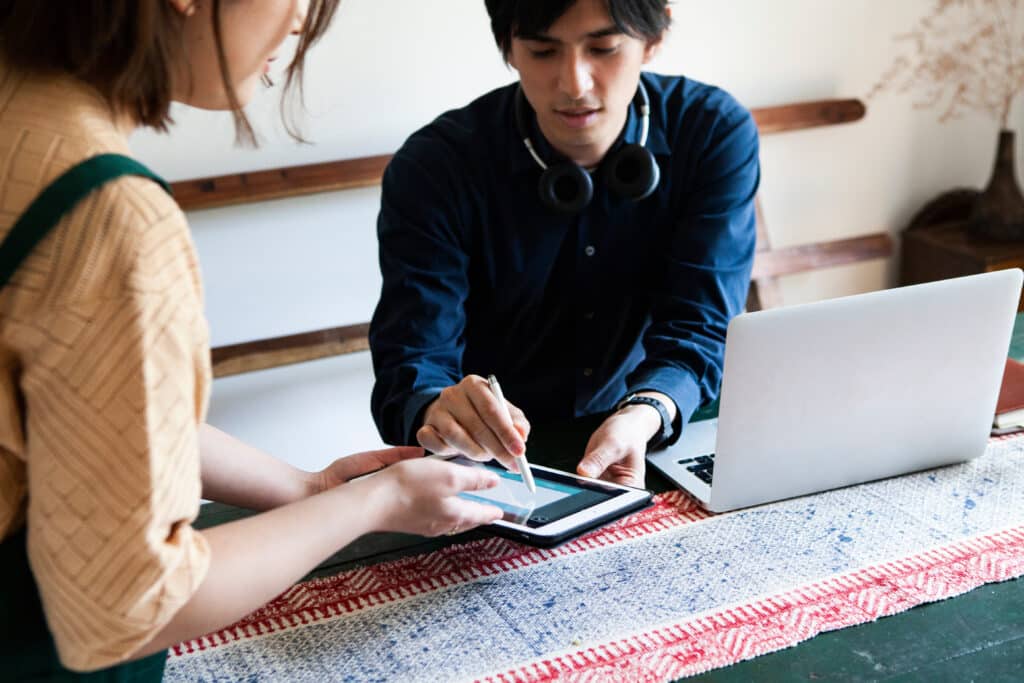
[[370, 73, 760, 446]]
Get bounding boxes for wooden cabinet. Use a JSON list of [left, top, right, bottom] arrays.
[[901, 220, 1024, 311]]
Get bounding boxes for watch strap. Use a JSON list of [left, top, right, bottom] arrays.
[[615, 393, 672, 450]]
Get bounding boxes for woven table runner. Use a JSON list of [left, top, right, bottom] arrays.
[[166, 434, 1024, 682]]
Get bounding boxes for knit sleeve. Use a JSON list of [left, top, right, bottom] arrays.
[[20, 176, 211, 671]]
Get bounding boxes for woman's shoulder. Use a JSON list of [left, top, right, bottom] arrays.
[[0, 154, 195, 311], [97, 172, 187, 240], [67, 173, 198, 302]]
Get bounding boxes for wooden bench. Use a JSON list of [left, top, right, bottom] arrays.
[[174, 98, 892, 378]]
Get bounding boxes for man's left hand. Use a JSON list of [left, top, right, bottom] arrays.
[[576, 406, 662, 488]]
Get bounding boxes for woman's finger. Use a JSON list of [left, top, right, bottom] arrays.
[[355, 446, 424, 469]]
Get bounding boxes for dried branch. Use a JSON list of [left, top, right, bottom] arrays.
[[869, 0, 1024, 127]]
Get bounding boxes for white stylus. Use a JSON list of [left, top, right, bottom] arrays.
[[486, 374, 536, 493]]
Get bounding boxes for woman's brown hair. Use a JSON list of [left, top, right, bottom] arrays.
[[0, 0, 340, 144]]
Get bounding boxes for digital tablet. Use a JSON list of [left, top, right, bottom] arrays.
[[446, 455, 653, 547]]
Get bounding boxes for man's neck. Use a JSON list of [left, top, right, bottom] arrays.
[[538, 111, 629, 169]]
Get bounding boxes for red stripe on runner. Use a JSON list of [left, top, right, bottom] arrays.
[[170, 490, 711, 657], [481, 526, 1024, 682], [171, 433, 1022, 659]]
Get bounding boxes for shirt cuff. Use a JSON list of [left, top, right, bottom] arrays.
[[402, 388, 444, 446], [626, 369, 703, 447]]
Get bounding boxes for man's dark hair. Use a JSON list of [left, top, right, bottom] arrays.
[[484, 0, 671, 60]]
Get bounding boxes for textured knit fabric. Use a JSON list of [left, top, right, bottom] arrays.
[[369, 72, 760, 447], [0, 66, 211, 671]]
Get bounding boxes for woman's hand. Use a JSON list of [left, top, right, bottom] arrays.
[[354, 457, 504, 537], [315, 445, 426, 493], [144, 451, 501, 659]]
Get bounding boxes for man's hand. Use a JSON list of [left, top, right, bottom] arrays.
[[576, 406, 659, 488], [416, 376, 530, 471]]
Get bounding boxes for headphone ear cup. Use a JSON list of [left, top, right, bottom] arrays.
[[605, 143, 660, 201], [538, 163, 593, 214]]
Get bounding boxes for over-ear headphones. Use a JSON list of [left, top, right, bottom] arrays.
[[515, 80, 660, 214]]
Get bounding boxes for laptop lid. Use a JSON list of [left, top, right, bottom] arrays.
[[684, 270, 1020, 512]]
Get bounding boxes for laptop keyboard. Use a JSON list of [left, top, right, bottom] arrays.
[[677, 454, 715, 485]]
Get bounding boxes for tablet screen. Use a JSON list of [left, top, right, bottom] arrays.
[[454, 458, 623, 528]]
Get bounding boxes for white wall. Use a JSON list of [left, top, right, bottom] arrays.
[[131, 0, 1015, 473]]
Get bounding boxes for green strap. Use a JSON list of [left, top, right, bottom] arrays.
[[0, 153, 171, 291], [0, 154, 172, 679]]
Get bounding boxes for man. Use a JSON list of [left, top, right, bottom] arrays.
[[369, 0, 759, 488]]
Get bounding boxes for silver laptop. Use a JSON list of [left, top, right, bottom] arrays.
[[648, 269, 1023, 512]]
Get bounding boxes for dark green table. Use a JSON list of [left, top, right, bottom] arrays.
[[197, 313, 1024, 680]]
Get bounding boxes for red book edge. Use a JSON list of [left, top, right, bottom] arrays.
[[996, 357, 1024, 416]]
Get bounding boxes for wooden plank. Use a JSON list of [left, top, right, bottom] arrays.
[[171, 100, 865, 212], [751, 98, 866, 135], [750, 232, 893, 280], [198, 97, 875, 371], [172, 154, 392, 212], [211, 322, 370, 378]]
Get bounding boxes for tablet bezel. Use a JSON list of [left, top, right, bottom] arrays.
[[445, 456, 653, 547]]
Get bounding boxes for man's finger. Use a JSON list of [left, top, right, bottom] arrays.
[[467, 385, 525, 458], [439, 415, 494, 461], [577, 448, 613, 479], [610, 472, 645, 489], [463, 407, 517, 464], [438, 406, 519, 469], [601, 459, 645, 489], [508, 403, 531, 441], [417, 425, 456, 455]]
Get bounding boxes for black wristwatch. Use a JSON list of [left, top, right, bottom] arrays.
[[615, 393, 673, 450]]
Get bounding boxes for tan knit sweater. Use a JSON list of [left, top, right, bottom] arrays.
[[0, 67, 211, 671]]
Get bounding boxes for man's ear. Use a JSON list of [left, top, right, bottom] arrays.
[[167, 0, 196, 17], [642, 7, 670, 64], [642, 35, 665, 64]]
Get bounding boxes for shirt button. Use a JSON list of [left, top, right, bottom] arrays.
[[584, 245, 596, 257], [582, 368, 593, 377]]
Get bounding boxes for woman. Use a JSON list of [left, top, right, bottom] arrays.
[[0, 1, 503, 679]]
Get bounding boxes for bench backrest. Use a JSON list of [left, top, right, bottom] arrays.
[[171, 98, 892, 378]]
